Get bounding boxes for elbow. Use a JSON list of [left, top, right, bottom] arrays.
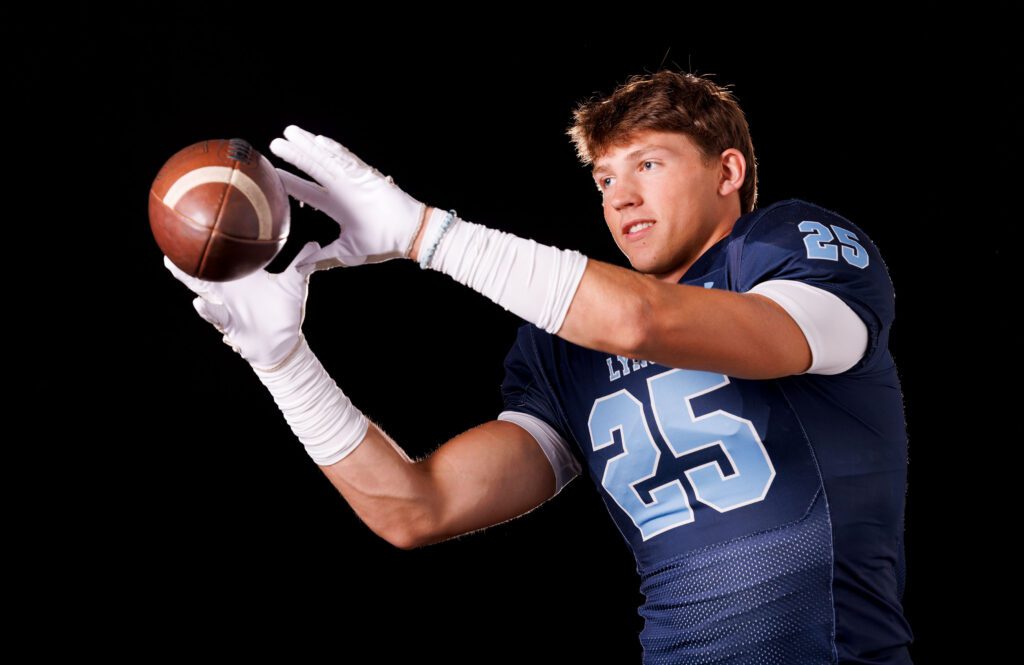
[[389, 522, 446, 550], [382, 504, 439, 551], [375, 517, 429, 550], [360, 521, 421, 551], [388, 529, 424, 551]]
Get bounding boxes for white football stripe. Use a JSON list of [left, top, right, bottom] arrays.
[[163, 166, 273, 240]]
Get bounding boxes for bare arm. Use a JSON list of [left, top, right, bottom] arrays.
[[317, 418, 558, 550], [559, 260, 812, 380], [410, 207, 809, 381]]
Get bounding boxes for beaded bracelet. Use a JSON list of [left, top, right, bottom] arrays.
[[418, 208, 457, 270]]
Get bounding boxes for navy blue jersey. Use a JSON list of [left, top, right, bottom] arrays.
[[500, 199, 912, 664]]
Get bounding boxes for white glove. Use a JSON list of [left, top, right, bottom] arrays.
[[268, 125, 426, 269], [164, 240, 369, 465], [163, 241, 322, 371], [269, 124, 589, 336]]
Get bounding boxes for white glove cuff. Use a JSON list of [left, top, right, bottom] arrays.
[[250, 334, 370, 466], [427, 212, 589, 335]]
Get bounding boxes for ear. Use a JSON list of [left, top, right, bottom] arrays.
[[718, 148, 746, 198]]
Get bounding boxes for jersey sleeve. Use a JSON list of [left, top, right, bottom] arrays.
[[736, 202, 895, 375], [497, 325, 582, 495]]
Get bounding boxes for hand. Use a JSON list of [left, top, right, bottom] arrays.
[[163, 241, 323, 371], [268, 125, 428, 269]]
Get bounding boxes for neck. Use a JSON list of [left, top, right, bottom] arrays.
[[650, 216, 738, 284]]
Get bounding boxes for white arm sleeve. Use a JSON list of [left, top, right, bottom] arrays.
[[422, 208, 589, 335], [746, 279, 869, 375], [496, 410, 582, 496]]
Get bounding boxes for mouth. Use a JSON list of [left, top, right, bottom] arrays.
[[622, 219, 656, 240]]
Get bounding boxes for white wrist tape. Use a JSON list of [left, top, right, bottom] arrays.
[[250, 334, 370, 466], [422, 208, 589, 335]]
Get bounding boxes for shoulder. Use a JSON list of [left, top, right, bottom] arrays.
[[736, 198, 872, 242], [733, 198, 886, 280], [731, 199, 897, 374]]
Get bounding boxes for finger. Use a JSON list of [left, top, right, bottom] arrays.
[[290, 240, 363, 277], [276, 169, 331, 211], [221, 334, 241, 355], [297, 252, 367, 273], [282, 124, 318, 142], [283, 241, 323, 296], [277, 126, 368, 187], [313, 133, 371, 171], [289, 241, 324, 271], [294, 241, 367, 274], [283, 124, 322, 147], [164, 256, 226, 304], [164, 255, 209, 296], [268, 137, 338, 187], [284, 125, 365, 175], [283, 125, 337, 166], [193, 296, 230, 332]]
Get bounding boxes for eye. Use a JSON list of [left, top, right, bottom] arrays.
[[597, 160, 658, 191]]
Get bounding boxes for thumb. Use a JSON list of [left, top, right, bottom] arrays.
[[290, 241, 322, 272], [276, 169, 330, 212], [294, 240, 368, 275], [192, 296, 230, 332], [164, 255, 210, 297]]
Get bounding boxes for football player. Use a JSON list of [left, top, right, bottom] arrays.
[[165, 70, 912, 664]]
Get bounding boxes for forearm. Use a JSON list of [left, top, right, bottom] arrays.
[[250, 337, 437, 549], [551, 258, 647, 357], [317, 421, 437, 550], [412, 206, 643, 357], [413, 208, 805, 377]]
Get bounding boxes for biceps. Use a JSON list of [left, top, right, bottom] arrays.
[[421, 419, 559, 543], [746, 279, 869, 375], [641, 283, 813, 380], [742, 292, 815, 376]]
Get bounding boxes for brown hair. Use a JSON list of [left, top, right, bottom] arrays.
[[566, 69, 758, 214]]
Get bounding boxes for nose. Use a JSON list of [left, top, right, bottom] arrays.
[[608, 175, 642, 210]]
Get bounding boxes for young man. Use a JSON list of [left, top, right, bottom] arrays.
[[164, 70, 913, 663]]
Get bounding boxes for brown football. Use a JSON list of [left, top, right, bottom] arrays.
[[149, 138, 290, 281]]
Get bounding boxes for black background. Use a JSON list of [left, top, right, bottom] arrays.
[[27, 8, 1015, 662]]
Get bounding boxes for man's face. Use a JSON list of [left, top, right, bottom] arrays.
[[592, 129, 730, 281]]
